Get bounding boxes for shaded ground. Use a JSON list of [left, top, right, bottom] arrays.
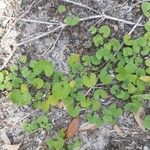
[[0, 0, 150, 150]]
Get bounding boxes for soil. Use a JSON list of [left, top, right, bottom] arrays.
[[0, 0, 150, 150]]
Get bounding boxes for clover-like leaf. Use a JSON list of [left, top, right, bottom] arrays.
[[92, 34, 104, 47], [82, 73, 97, 88], [21, 67, 31, 78], [110, 38, 120, 51], [33, 60, 54, 77], [139, 76, 150, 83], [0, 72, 4, 84], [64, 16, 80, 26], [123, 47, 133, 56], [144, 21, 150, 31], [58, 5, 66, 14], [89, 26, 97, 34], [10, 89, 31, 105], [99, 25, 111, 38], [144, 115, 150, 130], [32, 78, 44, 89], [68, 53, 80, 67], [123, 34, 133, 46], [142, 2, 150, 17]]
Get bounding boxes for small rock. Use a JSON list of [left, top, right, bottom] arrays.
[[0, 27, 5, 37], [144, 146, 149, 150], [0, 1, 6, 9]]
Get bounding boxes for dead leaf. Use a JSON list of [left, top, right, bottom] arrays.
[[133, 107, 145, 131], [79, 122, 97, 131], [65, 117, 80, 139], [3, 144, 21, 150], [114, 125, 123, 137]]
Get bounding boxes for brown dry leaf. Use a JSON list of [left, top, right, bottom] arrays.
[[79, 122, 97, 131], [3, 144, 21, 150], [133, 107, 145, 131], [114, 125, 123, 137], [65, 117, 80, 139]]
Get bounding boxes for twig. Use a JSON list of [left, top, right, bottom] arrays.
[[0, 1, 35, 71], [80, 14, 143, 26], [46, 26, 64, 55], [0, 15, 61, 25], [85, 87, 93, 96], [129, 16, 143, 35], [128, 0, 150, 12], [16, 25, 66, 47], [61, 0, 99, 14]]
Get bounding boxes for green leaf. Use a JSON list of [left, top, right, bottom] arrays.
[[58, 5, 66, 14], [64, 16, 80, 26], [144, 21, 150, 31], [33, 60, 54, 77], [145, 58, 150, 67], [128, 83, 136, 94], [52, 81, 70, 100], [144, 115, 150, 130], [89, 26, 97, 34], [67, 106, 80, 117], [20, 84, 29, 93], [132, 94, 150, 100], [110, 38, 120, 51], [123, 47, 133, 56], [10, 89, 31, 105], [32, 78, 44, 89], [141, 2, 150, 17], [96, 49, 103, 60], [123, 34, 133, 46], [92, 34, 104, 47], [139, 76, 150, 83], [99, 25, 111, 38], [91, 99, 100, 111], [0, 72, 4, 84], [80, 98, 91, 108], [19, 55, 27, 63], [21, 67, 31, 78], [99, 69, 112, 84], [82, 73, 97, 88], [68, 53, 80, 67]]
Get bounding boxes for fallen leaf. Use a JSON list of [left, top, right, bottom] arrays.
[[65, 117, 80, 139], [3, 144, 21, 150], [114, 125, 123, 137], [79, 122, 97, 131], [133, 107, 145, 131]]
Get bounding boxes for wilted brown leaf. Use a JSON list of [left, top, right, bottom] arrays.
[[79, 122, 97, 131], [65, 117, 80, 139], [133, 107, 145, 131], [3, 144, 21, 150]]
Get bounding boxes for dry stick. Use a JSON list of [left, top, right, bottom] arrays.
[[128, 0, 150, 12], [0, 1, 35, 71], [16, 25, 66, 47], [0, 15, 61, 25], [46, 26, 65, 56], [61, 0, 99, 14]]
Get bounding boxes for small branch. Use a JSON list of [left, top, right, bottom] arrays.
[[0, 15, 61, 25], [47, 26, 64, 54], [61, 0, 99, 14], [129, 16, 143, 35], [80, 14, 143, 26], [128, 0, 150, 12], [85, 87, 93, 96], [16, 25, 66, 47]]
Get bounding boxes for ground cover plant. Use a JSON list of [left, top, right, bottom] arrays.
[[0, 1, 150, 149]]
